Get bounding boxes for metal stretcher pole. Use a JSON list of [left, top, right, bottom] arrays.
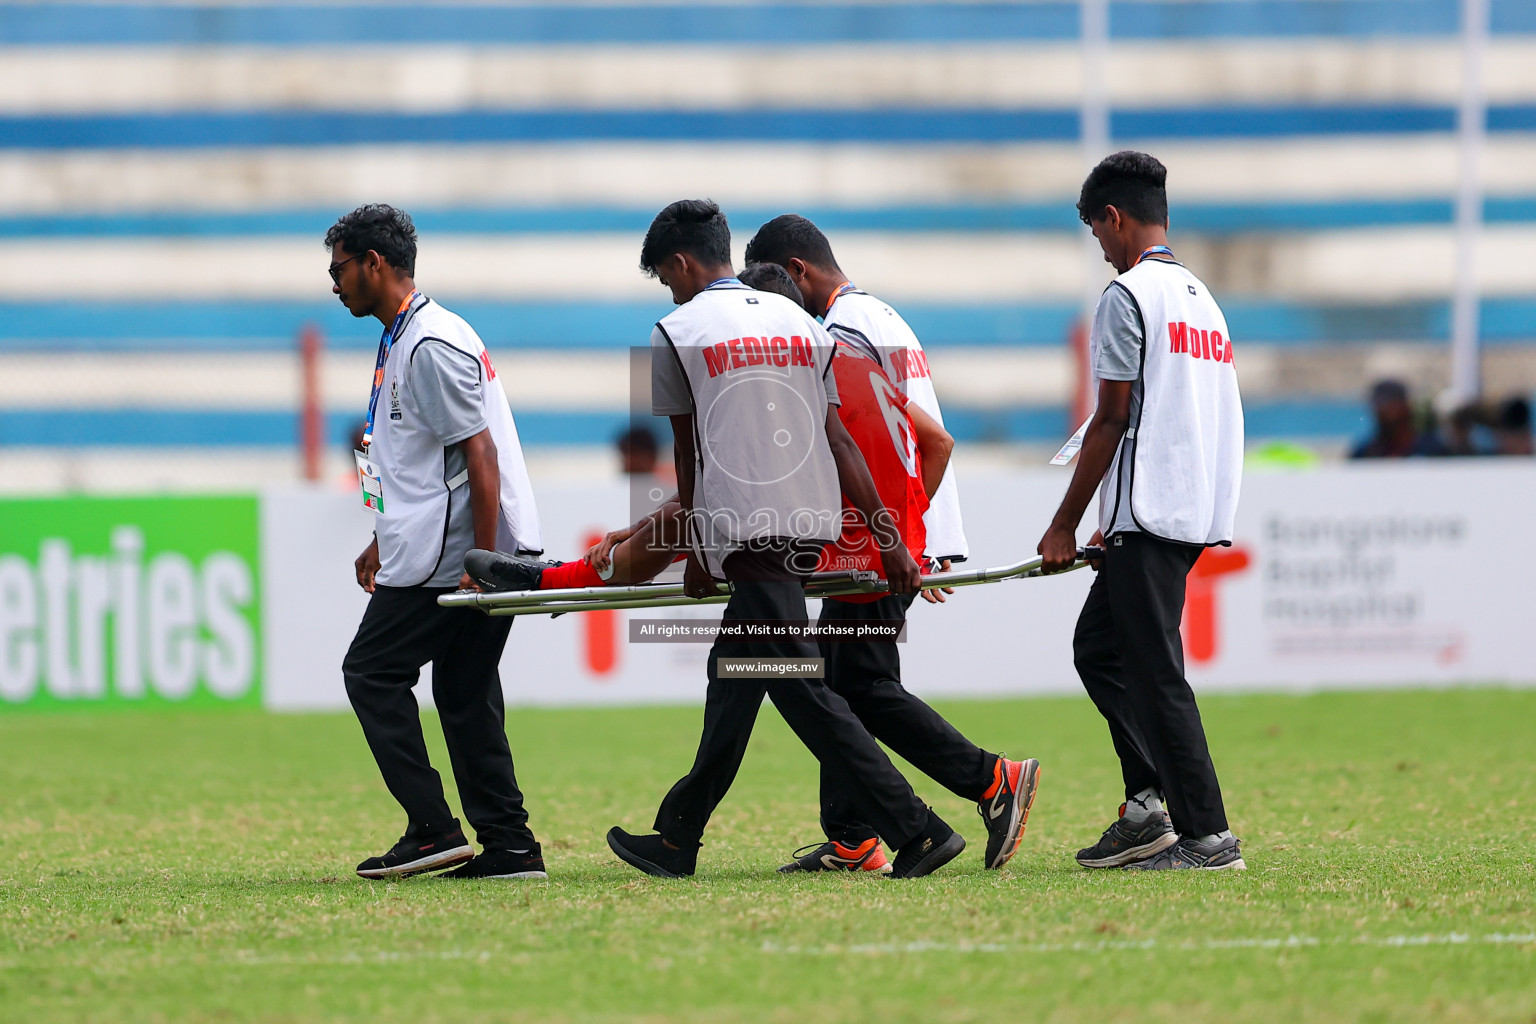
[[437, 548, 1099, 618], [437, 568, 876, 612]]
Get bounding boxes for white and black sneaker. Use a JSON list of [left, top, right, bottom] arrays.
[[1075, 805, 1179, 869], [355, 824, 474, 880], [442, 845, 548, 880], [1124, 834, 1246, 871]]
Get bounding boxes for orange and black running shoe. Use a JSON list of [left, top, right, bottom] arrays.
[[977, 756, 1042, 870], [777, 837, 892, 874]]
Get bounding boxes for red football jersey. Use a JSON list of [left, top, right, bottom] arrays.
[[817, 339, 930, 601]]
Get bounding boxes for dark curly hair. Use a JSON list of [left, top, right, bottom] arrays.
[[639, 199, 731, 275], [1077, 151, 1168, 227], [738, 262, 806, 309], [324, 204, 417, 276], [743, 213, 840, 272]]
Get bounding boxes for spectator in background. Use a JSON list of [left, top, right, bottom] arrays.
[[617, 423, 675, 493], [1497, 397, 1533, 456], [616, 425, 659, 475], [1350, 380, 1447, 459], [1440, 402, 1489, 457]]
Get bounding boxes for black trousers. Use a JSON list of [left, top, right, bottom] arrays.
[[342, 584, 536, 850], [816, 594, 996, 844], [653, 546, 931, 849], [1073, 531, 1229, 837]]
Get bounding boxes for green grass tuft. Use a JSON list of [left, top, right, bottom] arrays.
[[1, 689, 1533, 1023]]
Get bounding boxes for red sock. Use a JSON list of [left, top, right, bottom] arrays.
[[540, 560, 604, 590]]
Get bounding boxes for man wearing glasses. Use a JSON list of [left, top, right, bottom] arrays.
[[327, 204, 548, 881]]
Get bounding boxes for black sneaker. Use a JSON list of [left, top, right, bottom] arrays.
[[442, 845, 548, 880], [464, 549, 556, 592], [889, 812, 966, 879], [606, 827, 698, 878], [977, 756, 1041, 870], [777, 837, 891, 874], [356, 823, 473, 880], [1075, 806, 1179, 869], [1124, 834, 1246, 871]]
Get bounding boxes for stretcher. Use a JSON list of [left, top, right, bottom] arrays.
[[437, 547, 1100, 617]]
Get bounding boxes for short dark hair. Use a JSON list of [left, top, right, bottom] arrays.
[[639, 199, 731, 275], [1370, 379, 1410, 406], [324, 203, 417, 275], [738, 262, 806, 308], [616, 425, 658, 455], [743, 214, 840, 272], [1077, 151, 1168, 227]]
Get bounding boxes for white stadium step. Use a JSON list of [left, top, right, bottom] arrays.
[[9, 137, 1536, 216], [3, 40, 1536, 114], [0, 226, 1530, 304]]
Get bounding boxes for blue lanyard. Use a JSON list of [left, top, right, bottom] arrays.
[[361, 289, 420, 448], [1137, 245, 1174, 264], [705, 276, 741, 289]]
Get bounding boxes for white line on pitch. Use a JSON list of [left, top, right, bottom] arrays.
[[1, 933, 1529, 971], [759, 933, 1536, 956]]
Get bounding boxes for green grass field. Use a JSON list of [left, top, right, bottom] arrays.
[[1, 688, 1533, 1023]]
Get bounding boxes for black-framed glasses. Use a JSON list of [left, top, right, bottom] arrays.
[[328, 252, 365, 283]]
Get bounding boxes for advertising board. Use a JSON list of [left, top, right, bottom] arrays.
[[9, 465, 1529, 713], [256, 463, 1536, 711], [0, 496, 261, 709]]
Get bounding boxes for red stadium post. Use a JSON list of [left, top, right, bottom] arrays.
[[300, 324, 325, 482], [1182, 547, 1252, 665], [1069, 316, 1093, 429], [580, 531, 619, 676]]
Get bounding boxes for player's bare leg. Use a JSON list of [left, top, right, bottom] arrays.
[[464, 501, 686, 592], [587, 502, 685, 586]]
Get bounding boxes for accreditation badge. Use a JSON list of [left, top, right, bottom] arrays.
[[354, 449, 384, 513], [1050, 415, 1092, 466]]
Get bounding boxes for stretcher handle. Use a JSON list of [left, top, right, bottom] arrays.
[[439, 546, 1100, 616]]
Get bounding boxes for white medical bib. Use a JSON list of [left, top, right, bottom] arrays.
[[1098, 260, 1244, 546], [369, 297, 542, 586]]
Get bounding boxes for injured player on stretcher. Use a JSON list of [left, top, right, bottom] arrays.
[[462, 262, 1043, 875]]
